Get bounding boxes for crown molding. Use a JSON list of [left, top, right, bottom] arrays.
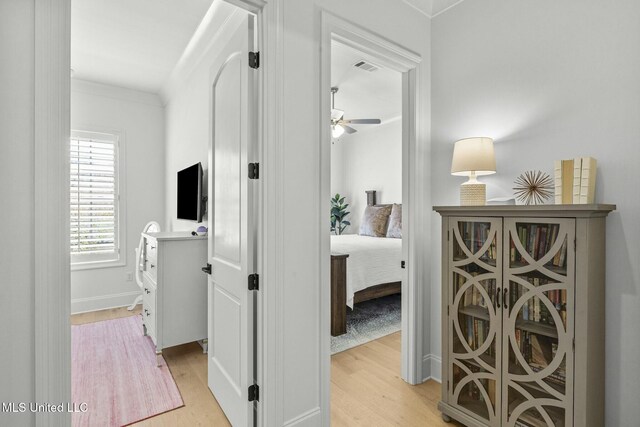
[[399, 0, 466, 19], [159, 0, 240, 105], [431, 0, 466, 18]]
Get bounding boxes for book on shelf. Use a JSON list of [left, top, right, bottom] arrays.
[[456, 222, 496, 261], [573, 157, 583, 203], [513, 330, 565, 385], [510, 279, 566, 326], [512, 223, 564, 268], [465, 315, 491, 351], [554, 156, 597, 204], [579, 157, 597, 204], [554, 160, 563, 205]]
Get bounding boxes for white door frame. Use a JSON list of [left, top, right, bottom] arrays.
[[33, 0, 280, 426], [34, 1, 71, 426], [319, 11, 425, 390]]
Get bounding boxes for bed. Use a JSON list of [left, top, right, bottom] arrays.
[[330, 195, 403, 336]]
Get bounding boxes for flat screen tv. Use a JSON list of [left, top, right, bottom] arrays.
[[177, 162, 203, 222]]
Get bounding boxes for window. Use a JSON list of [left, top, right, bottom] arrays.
[[70, 130, 121, 267]]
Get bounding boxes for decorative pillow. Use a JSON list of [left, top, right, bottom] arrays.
[[386, 204, 402, 238], [359, 205, 392, 237]]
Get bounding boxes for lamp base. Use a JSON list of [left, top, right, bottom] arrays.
[[460, 183, 486, 206]]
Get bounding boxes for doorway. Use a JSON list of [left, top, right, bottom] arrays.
[[44, 0, 266, 425], [329, 39, 404, 355], [320, 12, 424, 389]]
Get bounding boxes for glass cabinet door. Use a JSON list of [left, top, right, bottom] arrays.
[[448, 218, 502, 427], [502, 218, 575, 427]]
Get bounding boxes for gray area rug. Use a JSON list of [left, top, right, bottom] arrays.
[[331, 294, 401, 355]]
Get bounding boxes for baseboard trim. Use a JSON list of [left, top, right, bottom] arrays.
[[71, 290, 141, 314], [283, 407, 321, 426], [422, 354, 442, 383]]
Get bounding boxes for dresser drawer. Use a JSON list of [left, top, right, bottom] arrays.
[[142, 275, 157, 343], [142, 275, 157, 309], [144, 257, 158, 282], [145, 239, 157, 262]]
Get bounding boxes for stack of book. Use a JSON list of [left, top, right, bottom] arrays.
[[456, 222, 497, 261], [510, 223, 567, 269], [510, 281, 567, 327], [513, 331, 566, 386], [465, 316, 490, 350], [554, 157, 597, 204]]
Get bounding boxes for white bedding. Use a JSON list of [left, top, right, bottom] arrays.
[[331, 234, 403, 308]]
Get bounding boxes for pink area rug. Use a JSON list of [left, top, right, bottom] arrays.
[[72, 315, 184, 426]]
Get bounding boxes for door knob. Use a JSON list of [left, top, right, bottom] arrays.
[[202, 263, 212, 275]]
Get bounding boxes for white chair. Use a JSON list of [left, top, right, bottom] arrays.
[[128, 221, 161, 311]]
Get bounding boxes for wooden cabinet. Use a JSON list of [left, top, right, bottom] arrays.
[[434, 205, 614, 427], [141, 232, 208, 365]]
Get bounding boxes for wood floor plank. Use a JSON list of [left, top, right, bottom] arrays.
[[72, 309, 461, 426], [332, 331, 464, 427]]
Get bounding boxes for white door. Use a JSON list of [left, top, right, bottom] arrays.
[[207, 13, 257, 427]]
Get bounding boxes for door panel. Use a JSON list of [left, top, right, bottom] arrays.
[[502, 218, 575, 427], [208, 12, 256, 427], [448, 217, 502, 427]]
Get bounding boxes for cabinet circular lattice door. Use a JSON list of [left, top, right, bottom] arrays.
[[448, 218, 502, 427], [502, 218, 575, 427]]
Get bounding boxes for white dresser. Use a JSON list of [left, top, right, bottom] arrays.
[[141, 231, 208, 365]]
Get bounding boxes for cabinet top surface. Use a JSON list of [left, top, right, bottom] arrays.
[[142, 231, 207, 241], [433, 204, 616, 218]]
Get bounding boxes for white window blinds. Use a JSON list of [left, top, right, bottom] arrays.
[[70, 131, 120, 264]]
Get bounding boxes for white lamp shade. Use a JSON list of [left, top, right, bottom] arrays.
[[451, 137, 496, 176]]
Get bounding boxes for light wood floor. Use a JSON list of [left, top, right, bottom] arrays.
[[72, 307, 461, 426]]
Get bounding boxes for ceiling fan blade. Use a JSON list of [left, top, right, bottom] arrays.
[[343, 125, 357, 134], [342, 118, 382, 124], [331, 109, 344, 121]]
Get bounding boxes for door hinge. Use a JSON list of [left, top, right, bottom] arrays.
[[202, 263, 212, 275], [248, 384, 260, 402], [447, 230, 450, 241], [572, 338, 575, 351], [447, 380, 450, 390], [447, 305, 450, 316], [574, 238, 577, 251], [248, 162, 260, 179], [249, 51, 260, 69], [401, 260, 406, 269], [248, 273, 259, 291]]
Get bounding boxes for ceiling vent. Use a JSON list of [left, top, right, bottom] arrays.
[[353, 60, 379, 72]]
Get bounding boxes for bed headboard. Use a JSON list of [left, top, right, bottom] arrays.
[[366, 190, 377, 206], [366, 190, 393, 208]]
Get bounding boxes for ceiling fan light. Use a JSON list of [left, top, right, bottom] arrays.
[[331, 108, 344, 121], [332, 124, 345, 138]]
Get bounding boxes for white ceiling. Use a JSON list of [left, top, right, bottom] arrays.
[[71, 0, 465, 95], [71, 0, 213, 94], [331, 42, 402, 127]]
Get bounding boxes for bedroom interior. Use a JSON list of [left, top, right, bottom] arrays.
[[68, 0, 244, 425], [329, 40, 404, 356], [3, 0, 639, 426]]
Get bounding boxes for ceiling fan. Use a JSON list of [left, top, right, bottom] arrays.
[[331, 87, 381, 138]]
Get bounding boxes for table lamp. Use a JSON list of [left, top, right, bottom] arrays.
[[451, 137, 496, 206]]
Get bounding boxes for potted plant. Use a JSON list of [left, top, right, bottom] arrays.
[[330, 193, 351, 235]]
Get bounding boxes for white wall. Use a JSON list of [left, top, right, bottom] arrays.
[[279, 0, 431, 423], [70, 79, 165, 313], [331, 119, 403, 233], [431, 1, 640, 424], [0, 1, 36, 425], [164, 7, 242, 233]]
